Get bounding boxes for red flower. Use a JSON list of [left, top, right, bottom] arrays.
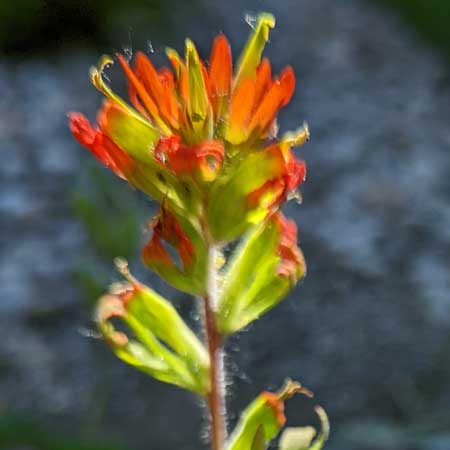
[[154, 135, 224, 181]]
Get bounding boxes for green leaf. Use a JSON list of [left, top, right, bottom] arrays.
[[71, 166, 141, 261], [233, 13, 275, 89], [96, 263, 210, 395], [216, 215, 305, 335], [226, 393, 282, 450], [278, 406, 330, 450], [226, 381, 313, 450], [0, 413, 128, 450]]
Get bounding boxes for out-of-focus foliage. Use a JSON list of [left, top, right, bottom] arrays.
[[378, 0, 450, 59], [2, 0, 449, 59], [0, 0, 173, 54], [71, 165, 143, 303], [72, 166, 142, 261], [0, 414, 128, 450]]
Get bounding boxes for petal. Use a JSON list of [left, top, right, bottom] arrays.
[[117, 53, 171, 135], [69, 112, 131, 179], [155, 136, 224, 181], [209, 34, 232, 117], [247, 66, 296, 135], [158, 67, 180, 127], [134, 52, 179, 130], [253, 58, 272, 109], [226, 78, 255, 144]]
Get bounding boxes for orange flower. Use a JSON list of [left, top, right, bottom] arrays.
[[154, 135, 224, 181], [70, 13, 309, 243]]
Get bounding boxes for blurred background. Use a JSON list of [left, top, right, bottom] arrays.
[[1, 0, 450, 449]]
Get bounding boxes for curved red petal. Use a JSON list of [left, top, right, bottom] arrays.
[[209, 34, 232, 114], [69, 112, 128, 179], [248, 66, 296, 134]]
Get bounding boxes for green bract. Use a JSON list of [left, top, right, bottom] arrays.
[[96, 262, 209, 395], [225, 381, 313, 450], [217, 217, 306, 335]]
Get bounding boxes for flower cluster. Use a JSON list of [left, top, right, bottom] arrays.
[[70, 12, 326, 450]]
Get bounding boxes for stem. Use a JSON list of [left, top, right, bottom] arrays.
[[203, 245, 227, 450]]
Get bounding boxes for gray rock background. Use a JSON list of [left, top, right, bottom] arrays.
[[1, 0, 449, 449]]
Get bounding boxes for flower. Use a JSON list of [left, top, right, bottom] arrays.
[[69, 13, 309, 243]]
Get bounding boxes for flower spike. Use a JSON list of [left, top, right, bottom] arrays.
[[70, 15, 322, 450]]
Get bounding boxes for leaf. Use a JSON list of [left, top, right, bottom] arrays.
[[96, 262, 210, 395], [216, 214, 305, 335], [278, 406, 330, 450], [234, 13, 276, 89], [226, 380, 312, 450]]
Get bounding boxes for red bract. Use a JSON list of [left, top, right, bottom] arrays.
[[274, 212, 306, 281]]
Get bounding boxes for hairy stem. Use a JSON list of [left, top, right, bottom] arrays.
[[203, 245, 227, 450]]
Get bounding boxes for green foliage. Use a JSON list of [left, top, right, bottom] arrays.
[[69, 12, 329, 450], [226, 394, 282, 450], [217, 219, 305, 335], [96, 265, 210, 394], [0, 0, 172, 54], [379, 0, 450, 60], [225, 381, 317, 450], [72, 166, 142, 261], [0, 414, 128, 450], [71, 165, 143, 306]]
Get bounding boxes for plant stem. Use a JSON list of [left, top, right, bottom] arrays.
[[203, 245, 226, 450]]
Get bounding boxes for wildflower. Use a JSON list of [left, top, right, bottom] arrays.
[[69, 14, 327, 450], [69, 13, 308, 243]]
